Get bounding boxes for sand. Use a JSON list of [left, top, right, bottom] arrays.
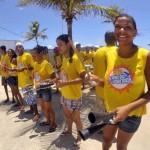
[[0, 85, 150, 150]]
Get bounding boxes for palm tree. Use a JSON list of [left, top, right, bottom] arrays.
[[23, 21, 48, 45], [18, 0, 124, 39]]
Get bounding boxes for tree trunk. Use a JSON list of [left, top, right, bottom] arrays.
[[66, 18, 73, 40], [35, 37, 38, 46]]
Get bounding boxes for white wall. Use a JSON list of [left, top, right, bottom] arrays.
[[0, 40, 18, 50]]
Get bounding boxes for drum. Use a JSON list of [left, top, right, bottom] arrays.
[[36, 82, 54, 90]]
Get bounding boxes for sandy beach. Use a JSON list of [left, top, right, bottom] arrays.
[[0, 84, 150, 150]]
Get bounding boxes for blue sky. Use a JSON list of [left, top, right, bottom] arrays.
[[0, 0, 150, 50]]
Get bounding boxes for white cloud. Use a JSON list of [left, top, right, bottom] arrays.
[[47, 45, 53, 49], [19, 7, 23, 10]]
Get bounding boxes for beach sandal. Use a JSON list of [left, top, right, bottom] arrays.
[[12, 99, 16, 104], [4, 99, 10, 103], [49, 124, 57, 133], [13, 103, 20, 107], [19, 105, 26, 111], [24, 109, 34, 114], [73, 140, 81, 147], [39, 121, 50, 126], [60, 131, 71, 136], [32, 114, 41, 122]]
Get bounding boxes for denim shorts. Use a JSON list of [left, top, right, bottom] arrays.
[[7, 76, 18, 86], [36, 88, 52, 102], [117, 116, 141, 133], [61, 96, 82, 110]]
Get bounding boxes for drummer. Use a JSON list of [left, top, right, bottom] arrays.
[[15, 42, 40, 122], [31, 45, 57, 133]]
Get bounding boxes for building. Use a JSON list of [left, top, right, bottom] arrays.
[[0, 40, 18, 50]]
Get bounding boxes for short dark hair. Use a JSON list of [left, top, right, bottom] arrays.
[[113, 13, 137, 30], [0, 45, 6, 51], [105, 31, 116, 44], [32, 45, 43, 54]]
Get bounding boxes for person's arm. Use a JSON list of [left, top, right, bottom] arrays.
[[89, 73, 104, 87], [56, 71, 86, 88], [112, 52, 150, 123]]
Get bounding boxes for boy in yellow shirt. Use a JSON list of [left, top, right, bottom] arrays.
[[0, 45, 10, 103], [15, 43, 40, 121]]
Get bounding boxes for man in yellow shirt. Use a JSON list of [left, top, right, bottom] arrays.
[[93, 31, 117, 113], [83, 46, 93, 65], [75, 43, 85, 61], [0, 45, 10, 103], [15, 43, 39, 120]]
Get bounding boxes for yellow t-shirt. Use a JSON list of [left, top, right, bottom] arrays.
[[93, 46, 117, 99], [104, 47, 149, 116], [34, 60, 54, 87], [9, 63, 18, 77], [83, 52, 93, 65], [1, 54, 11, 77], [79, 51, 85, 61], [17, 53, 34, 88], [60, 54, 85, 100], [43, 54, 50, 62]]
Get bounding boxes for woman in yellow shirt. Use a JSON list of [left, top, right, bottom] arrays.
[[31, 45, 57, 133], [6, 49, 24, 107], [90, 13, 150, 150], [56, 34, 86, 146]]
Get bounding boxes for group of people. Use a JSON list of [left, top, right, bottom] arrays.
[[0, 13, 150, 150]]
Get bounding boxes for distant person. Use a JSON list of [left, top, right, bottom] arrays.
[[56, 34, 86, 147], [75, 43, 84, 61], [83, 46, 93, 65], [42, 46, 50, 63], [15, 42, 40, 121], [90, 13, 150, 150], [0, 45, 10, 103], [53, 46, 63, 94], [93, 31, 117, 113], [76, 43, 85, 89]]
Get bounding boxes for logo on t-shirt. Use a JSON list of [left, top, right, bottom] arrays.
[[60, 69, 67, 81], [18, 63, 24, 69], [107, 65, 134, 92], [34, 72, 41, 82]]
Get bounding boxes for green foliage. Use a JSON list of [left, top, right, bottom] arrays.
[[18, 0, 124, 38], [23, 21, 48, 45]]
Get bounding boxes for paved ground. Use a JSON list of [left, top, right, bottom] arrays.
[[0, 85, 150, 150]]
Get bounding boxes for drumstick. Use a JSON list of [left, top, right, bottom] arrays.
[[23, 82, 55, 94]]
